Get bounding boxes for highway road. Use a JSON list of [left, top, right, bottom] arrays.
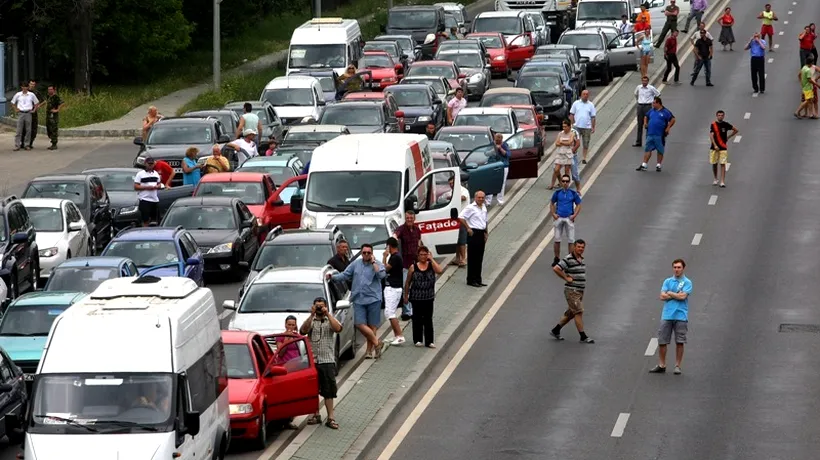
[[374, 1, 820, 459]]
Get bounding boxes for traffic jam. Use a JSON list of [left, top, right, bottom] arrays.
[[0, 0, 660, 457]]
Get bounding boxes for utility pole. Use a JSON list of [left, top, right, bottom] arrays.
[[213, 0, 222, 89], [313, 0, 321, 18], [387, 0, 392, 10]]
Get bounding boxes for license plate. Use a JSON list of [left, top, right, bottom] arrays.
[[173, 168, 183, 174], [404, 125, 412, 131], [543, 115, 549, 120], [24, 374, 34, 381]]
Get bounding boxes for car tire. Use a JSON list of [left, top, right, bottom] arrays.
[[252, 408, 267, 450], [9, 271, 19, 300], [334, 339, 341, 375], [601, 67, 611, 85], [340, 332, 355, 361], [29, 258, 40, 292], [6, 425, 24, 445]]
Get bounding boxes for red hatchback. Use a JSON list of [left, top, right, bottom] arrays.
[[223, 330, 319, 449], [467, 32, 532, 74], [359, 51, 404, 90]]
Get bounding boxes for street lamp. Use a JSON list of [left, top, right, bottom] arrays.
[[213, 0, 222, 89]]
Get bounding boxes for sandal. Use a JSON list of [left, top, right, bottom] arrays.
[[457, 262, 467, 267], [285, 422, 299, 430], [306, 414, 321, 425], [375, 340, 385, 359], [325, 418, 339, 429]]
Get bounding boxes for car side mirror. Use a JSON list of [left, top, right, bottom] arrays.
[[458, 73, 466, 79], [608, 43, 617, 49], [217, 135, 231, 143], [535, 105, 544, 113], [290, 194, 303, 214], [12, 233, 27, 244], [68, 221, 83, 232], [183, 411, 201, 437], [459, 170, 470, 183], [404, 197, 418, 212], [575, 69, 582, 75], [484, 63, 492, 69], [631, 13, 638, 22], [449, 208, 459, 220], [241, 218, 254, 228], [133, 137, 144, 146], [238, 261, 250, 269], [395, 63, 404, 72], [269, 197, 285, 207], [507, 73, 516, 83], [0, 383, 13, 392], [186, 257, 201, 266], [317, 99, 326, 106], [222, 300, 237, 310], [265, 365, 288, 377], [395, 110, 405, 118], [336, 299, 351, 311], [580, 57, 590, 63], [465, 162, 478, 170]]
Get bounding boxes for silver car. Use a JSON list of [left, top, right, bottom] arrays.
[[523, 12, 550, 47], [435, 49, 492, 99]]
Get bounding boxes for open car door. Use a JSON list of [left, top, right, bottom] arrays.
[[262, 174, 307, 232], [460, 145, 506, 197], [507, 34, 535, 70], [262, 334, 320, 420], [403, 167, 464, 258], [504, 128, 540, 180]]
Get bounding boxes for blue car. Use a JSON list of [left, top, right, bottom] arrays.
[[101, 226, 204, 285], [44, 256, 140, 293]]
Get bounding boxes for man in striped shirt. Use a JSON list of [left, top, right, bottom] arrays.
[[550, 239, 594, 343]]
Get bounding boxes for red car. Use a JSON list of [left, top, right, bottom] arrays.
[[194, 172, 275, 219], [494, 103, 546, 158], [467, 32, 532, 74], [261, 174, 306, 230], [405, 60, 467, 95], [359, 51, 404, 90], [223, 330, 319, 449]]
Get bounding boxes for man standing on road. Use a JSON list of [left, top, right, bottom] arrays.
[[681, 0, 707, 34], [746, 33, 767, 94], [654, 0, 680, 48], [45, 85, 65, 150], [328, 243, 386, 359], [301, 297, 343, 430], [447, 88, 468, 125], [551, 239, 593, 344], [569, 90, 596, 164], [758, 4, 778, 52], [327, 240, 351, 273], [133, 157, 163, 226], [486, 133, 511, 207], [22, 80, 43, 149], [382, 238, 406, 345], [550, 174, 582, 267], [11, 83, 39, 151], [709, 110, 738, 188], [570, 126, 583, 193], [637, 97, 675, 172], [459, 190, 488, 288], [393, 210, 422, 319], [662, 31, 681, 84], [634, 76, 661, 147], [691, 30, 714, 86], [798, 25, 816, 67], [795, 56, 819, 119], [236, 103, 263, 139], [649, 259, 692, 375]]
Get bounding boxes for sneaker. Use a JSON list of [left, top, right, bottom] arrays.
[[580, 337, 595, 344], [550, 331, 565, 341], [674, 366, 682, 375], [656, 165, 662, 172], [712, 179, 719, 186], [426, 343, 436, 349], [636, 164, 647, 171], [690, 80, 695, 86], [415, 342, 423, 347], [649, 365, 666, 373], [390, 336, 406, 346], [719, 183, 726, 188], [706, 82, 714, 87]]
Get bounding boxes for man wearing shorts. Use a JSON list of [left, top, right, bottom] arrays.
[[301, 297, 343, 429], [550, 174, 582, 267], [709, 110, 738, 188], [550, 239, 593, 343], [637, 97, 675, 172], [758, 4, 777, 52], [382, 238, 405, 345], [569, 90, 596, 164], [133, 157, 162, 226], [328, 243, 386, 358], [650, 259, 692, 375]]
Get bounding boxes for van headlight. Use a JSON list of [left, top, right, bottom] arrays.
[[417, 116, 431, 122], [553, 98, 564, 106], [39, 247, 59, 258], [301, 214, 316, 229], [230, 404, 254, 415], [209, 243, 233, 254], [424, 34, 436, 44]]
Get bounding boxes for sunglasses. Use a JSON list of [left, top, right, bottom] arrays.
[[361, 251, 373, 255], [561, 180, 570, 183]]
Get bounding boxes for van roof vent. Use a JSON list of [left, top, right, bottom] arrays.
[[90, 277, 199, 300], [310, 17, 344, 24]]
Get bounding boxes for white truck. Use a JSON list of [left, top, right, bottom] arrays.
[[495, 0, 576, 43]]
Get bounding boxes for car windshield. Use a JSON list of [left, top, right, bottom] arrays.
[[236, 166, 295, 185], [521, 64, 565, 78], [360, 54, 395, 68], [388, 10, 437, 29], [288, 44, 346, 69], [46, 267, 120, 292], [517, 75, 562, 92], [481, 93, 531, 106], [435, 131, 490, 151], [104, 241, 178, 267], [306, 171, 402, 212], [388, 88, 431, 106], [407, 78, 446, 95], [314, 76, 336, 93], [448, 9, 465, 22], [239, 282, 324, 313], [380, 38, 413, 55], [559, 34, 604, 50], [364, 44, 398, 58], [473, 17, 522, 35], [445, 15, 458, 28], [28, 207, 65, 232], [513, 108, 536, 125], [321, 106, 382, 126], [453, 114, 512, 133], [285, 131, 343, 144], [407, 64, 456, 79], [0, 304, 68, 336], [332, 224, 389, 250], [188, 112, 235, 130], [94, 171, 139, 191], [255, 244, 330, 269], [472, 35, 503, 48], [537, 50, 572, 63], [195, 182, 265, 205], [31, 374, 174, 432], [261, 88, 314, 107], [439, 53, 483, 69], [162, 206, 236, 230], [225, 344, 257, 379], [527, 13, 545, 27], [147, 125, 213, 145], [432, 159, 454, 184], [24, 182, 87, 207], [576, 2, 627, 21]]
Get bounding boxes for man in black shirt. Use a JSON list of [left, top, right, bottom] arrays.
[[708, 110, 738, 188], [654, 0, 680, 48], [383, 238, 406, 345], [691, 30, 714, 86], [327, 240, 351, 272]]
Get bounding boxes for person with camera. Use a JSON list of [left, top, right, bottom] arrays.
[[300, 297, 343, 429], [133, 156, 164, 226]]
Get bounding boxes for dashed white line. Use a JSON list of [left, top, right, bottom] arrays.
[[644, 338, 659, 356], [744, 112, 751, 119], [733, 135, 742, 143], [611, 413, 631, 437], [774, 44, 780, 49], [765, 73, 769, 78], [779, 31, 785, 35], [691, 233, 703, 246], [788, 10, 793, 14], [708, 195, 718, 206], [784, 20, 789, 24], [768, 58, 774, 63]]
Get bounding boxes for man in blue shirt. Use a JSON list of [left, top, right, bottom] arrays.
[[486, 133, 511, 207], [637, 96, 675, 172], [328, 243, 387, 358], [745, 32, 767, 93], [650, 258, 692, 375], [549, 174, 582, 266]]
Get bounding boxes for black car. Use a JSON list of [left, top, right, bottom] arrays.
[[514, 71, 569, 127], [271, 144, 317, 166], [182, 109, 242, 139], [289, 69, 342, 103], [83, 167, 195, 230], [21, 174, 114, 255], [0, 346, 27, 444], [223, 100, 286, 152], [0, 196, 39, 300], [385, 5, 447, 59], [160, 196, 260, 276], [375, 34, 420, 63], [318, 101, 402, 134], [132, 117, 232, 185], [535, 44, 587, 90], [385, 84, 445, 133]]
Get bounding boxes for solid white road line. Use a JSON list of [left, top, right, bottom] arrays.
[[768, 58, 774, 63], [611, 413, 631, 438], [644, 338, 659, 356], [733, 135, 742, 143], [744, 112, 751, 119], [691, 233, 703, 246], [788, 10, 793, 14], [784, 20, 789, 24], [708, 195, 718, 206], [765, 74, 769, 78], [218, 309, 233, 321]]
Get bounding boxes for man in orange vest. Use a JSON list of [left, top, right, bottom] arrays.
[[708, 110, 739, 188]]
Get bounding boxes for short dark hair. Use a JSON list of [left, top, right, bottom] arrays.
[[361, 243, 374, 251], [417, 245, 430, 254], [716, 110, 725, 115], [313, 297, 327, 305], [621, 14, 628, 18], [455, 87, 464, 93], [48, 84, 56, 90], [672, 258, 686, 268], [386, 237, 399, 248], [243, 102, 252, 112], [654, 96, 663, 105], [405, 209, 416, 215], [285, 315, 298, 323], [574, 239, 586, 246], [808, 56, 816, 65]]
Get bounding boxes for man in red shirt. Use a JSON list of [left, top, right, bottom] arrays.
[[662, 31, 680, 84], [153, 160, 175, 188], [393, 210, 422, 320], [799, 25, 817, 67]]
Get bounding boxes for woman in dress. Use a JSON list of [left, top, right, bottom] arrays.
[[718, 7, 735, 51], [403, 246, 443, 348], [549, 119, 576, 190]]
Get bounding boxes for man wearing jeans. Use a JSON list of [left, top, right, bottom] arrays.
[[650, 259, 692, 375], [550, 174, 582, 267], [11, 83, 39, 151], [681, 0, 707, 33]]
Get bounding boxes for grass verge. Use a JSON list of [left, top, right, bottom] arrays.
[[178, 67, 285, 114]]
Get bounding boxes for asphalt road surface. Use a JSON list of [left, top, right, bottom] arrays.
[[377, 1, 820, 459]]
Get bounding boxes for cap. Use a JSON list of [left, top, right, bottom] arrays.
[[243, 128, 258, 136]]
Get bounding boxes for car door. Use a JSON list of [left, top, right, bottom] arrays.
[[88, 178, 108, 247], [0, 353, 24, 437], [236, 202, 259, 261], [127, 260, 139, 276], [264, 175, 304, 231], [261, 335, 319, 420], [8, 205, 33, 284], [64, 202, 85, 257], [403, 167, 465, 258], [504, 129, 540, 180], [327, 278, 353, 351], [608, 32, 638, 72], [460, 146, 505, 197], [180, 233, 203, 283], [267, 107, 284, 143]]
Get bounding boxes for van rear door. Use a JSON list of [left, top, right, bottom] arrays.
[[403, 167, 463, 258]]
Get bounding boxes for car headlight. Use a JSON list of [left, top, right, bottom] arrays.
[[301, 214, 316, 229], [553, 98, 564, 106], [424, 33, 436, 44], [209, 242, 233, 254], [229, 404, 254, 415], [382, 77, 397, 83], [135, 156, 146, 165], [417, 116, 431, 122], [120, 206, 139, 215], [39, 247, 59, 258], [593, 53, 606, 62], [493, 55, 506, 62], [468, 74, 483, 83]]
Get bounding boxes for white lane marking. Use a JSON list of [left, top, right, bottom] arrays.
[[768, 58, 774, 63], [779, 31, 784, 35], [611, 413, 631, 437], [744, 112, 751, 119], [726, 162, 731, 171], [708, 195, 718, 206], [644, 338, 659, 356], [774, 44, 780, 49], [788, 10, 793, 14], [733, 135, 742, 143], [765, 73, 768, 78], [691, 233, 703, 246], [784, 20, 789, 24], [752, 92, 759, 98]]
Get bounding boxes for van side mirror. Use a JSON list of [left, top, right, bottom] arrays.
[[0, 383, 12, 392], [222, 300, 237, 311], [460, 170, 470, 183], [186, 257, 200, 266], [290, 194, 304, 214], [12, 233, 27, 244], [183, 411, 201, 437], [631, 12, 638, 22], [404, 197, 418, 213]]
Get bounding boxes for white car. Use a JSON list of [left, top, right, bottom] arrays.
[[452, 107, 521, 141], [325, 215, 400, 252], [21, 198, 91, 282]]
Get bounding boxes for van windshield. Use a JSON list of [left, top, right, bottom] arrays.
[[472, 17, 523, 35], [576, 2, 628, 21], [30, 374, 175, 434], [261, 88, 315, 107], [289, 44, 346, 69], [388, 10, 437, 29], [306, 171, 402, 212]]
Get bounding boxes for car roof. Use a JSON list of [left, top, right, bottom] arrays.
[[10, 291, 87, 306], [437, 49, 481, 55], [29, 174, 91, 183], [413, 60, 454, 66], [332, 100, 384, 107], [485, 87, 531, 95], [153, 117, 214, 125], [221, 330, 255, 344], [494, 104, 536, 110], [477, 10, 525, 18], [264, 75, 321, 90], [20, 198, 69, 209], [199, 172, 268, 183], [376, 34, 413, 40], [363, 50, 392, 57], [83, 167, 141, 175], [223, 101, 270, 109], [467, 32, 503, 37], [241, 156, 292, 166], [255, 266, 327, 284], [171, 196, 239, 207], [287, 124, 348, 133], [428, 140, 456, 152], [386, 84, 430, 92], [520, 71, 564, 78], [459, 107, 513, 115], [438, 125, 492, 133], [184, 109, 237, 115], [441, 39, 481, 45], [365, 40, 399, 46], [539, 44, 577, 50], [268, 228, 337, 245], [562, 29, 604, 36], [390, 4, 440, 10], [327, 214, 391, 225], [113, 227, 181, 241], [55, 256, 131, 268]]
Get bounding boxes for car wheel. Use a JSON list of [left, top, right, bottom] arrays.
[[29, 259, 40, 292], [334, 338, 341, 375], [601, 67, 611, 85], [340, 332, 355, 361], [9, 272, 19, 299], [252, 408, 267, 450]]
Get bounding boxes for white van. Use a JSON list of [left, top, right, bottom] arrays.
[[575, 0, 643, 29], [21, 277, 229, 460], [287, 17, 364, 76], [260, 75, 326, 125]]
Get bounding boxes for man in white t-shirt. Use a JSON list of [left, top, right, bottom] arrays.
[[134, 157, 163, 226], [231, 129, 258, 157], [235, 103, 262, 139], [569, 90, 597, 164], [10, 83, 40, 151], [447, 88, 468, 125]]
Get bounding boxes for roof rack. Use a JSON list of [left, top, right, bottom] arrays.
[[1, 195, 19, 206], [265, 225, 285, 241]]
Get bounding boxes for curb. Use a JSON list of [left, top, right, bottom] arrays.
[[0, 116, 139, 139]]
